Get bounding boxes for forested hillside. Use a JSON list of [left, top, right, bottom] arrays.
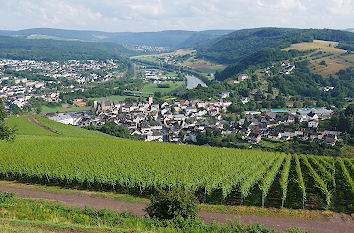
[[0, 35, 134, 61], [196, 28, 354, 64]]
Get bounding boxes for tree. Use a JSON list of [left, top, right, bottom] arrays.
[[145, 187, 198, 220], [9, 104, 22, 115], [0, 100, 15, 141]]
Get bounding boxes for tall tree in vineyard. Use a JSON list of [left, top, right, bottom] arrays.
[[0, 100, 15, 141]]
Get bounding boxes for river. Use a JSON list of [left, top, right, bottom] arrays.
[[186, 74, 207, 89]]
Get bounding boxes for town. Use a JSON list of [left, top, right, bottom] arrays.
[[46, 96, 339, 147], [0, 57, 344, 149], [0, 58, 126, 111]]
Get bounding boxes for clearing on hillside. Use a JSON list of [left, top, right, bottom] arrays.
[[284, 40, 354, 78]]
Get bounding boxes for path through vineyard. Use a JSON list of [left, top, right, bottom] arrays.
[[23, 115, 59, 134], [1, 185, 353, 233]]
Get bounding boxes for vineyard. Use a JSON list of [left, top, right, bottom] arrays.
[[1, 116, 353, 212]]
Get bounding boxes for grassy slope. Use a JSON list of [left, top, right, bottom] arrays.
[[0, 197, 292, 233], [284, 40, 354, 78], [6, 116, 54, 136], [34, 115, 111, 138], [142, 81, 185, 94]]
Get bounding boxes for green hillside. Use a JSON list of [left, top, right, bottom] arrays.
[[7, 115, 111, 138], [34, 115, 112, 138], [196, 28, 354, 64], [0, 116, 353, 212], [6, 116, 53, 136], [0, 35, 134, 61]]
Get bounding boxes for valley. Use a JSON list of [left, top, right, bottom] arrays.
[[0, 26, 353, 233]]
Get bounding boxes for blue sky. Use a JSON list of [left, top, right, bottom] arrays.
[[1, 0, 353, 32]]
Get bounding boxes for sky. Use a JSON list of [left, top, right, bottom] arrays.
[[0, 0, 353, 32]]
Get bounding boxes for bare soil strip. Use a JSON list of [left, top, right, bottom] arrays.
[[3, 118, 8, 125], [23, 115, 59, 135], [0, 185, 353, 233]]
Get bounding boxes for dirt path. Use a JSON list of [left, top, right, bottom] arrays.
[[0, 185, 353, 233], [22, 115, 59, 135], [3, 118, 8, 125]]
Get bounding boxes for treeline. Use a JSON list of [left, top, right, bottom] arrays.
[[196, 28, 354, 64], [0, 35, 135, 62], [3, 70, 55, 81], [329, 104, 354, 145], [60, 78, 144, 103], [188, 128, 343, 156], [85, 121, 138, 140]]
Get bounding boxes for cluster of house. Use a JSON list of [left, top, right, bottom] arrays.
[[134, 46, 170, 53], [45, 95, 340, 146], [227, 74, 251, 85], [0, 75, 60, 110], [47, 97, 232, 142], [0, 58, 127, 110], [262, 60, 296, 75], [156, 54, 190, 66], [240, 108, 339, 146], [0, 58, 123, 85]]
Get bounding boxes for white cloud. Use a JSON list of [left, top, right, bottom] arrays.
[[327, 0, 353, 15], [277, 0, 307, 11], [0, 0, 352, 31]]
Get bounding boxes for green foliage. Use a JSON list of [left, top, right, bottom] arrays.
[[300, 155, 331, 208], [196, 28, 354, 64], [0, 100, 15, 141], [6, 116, 53, 136], [259, 155, 285, 205], [319, 60, 327, 66], [85, 121, 137, 140], [34, 115, 111, 138], [146, 187, 198, 220], [294, 155, 306, 208], [9, 104, 22, 115], [336, 158, 354, 197], [330, 104, 354, 142], [0, 195, 292, 232], [0, 191, 15, 204], [280, 155, 292, 207], [0, 35, 134, 61], [0, 118, 352, 210]]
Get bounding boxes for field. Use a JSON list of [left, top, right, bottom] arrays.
[[132, 49, 225, 78], [1, 116, 353, 212], [142, 81, 185, 94], [284, 40, 354, 78]]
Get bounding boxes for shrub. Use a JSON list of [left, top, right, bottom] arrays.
[[145, 187, 198, 220], [319, 60, 327, 66]]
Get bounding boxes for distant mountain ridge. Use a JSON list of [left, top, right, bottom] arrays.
[[0, 28, 234, 48]]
